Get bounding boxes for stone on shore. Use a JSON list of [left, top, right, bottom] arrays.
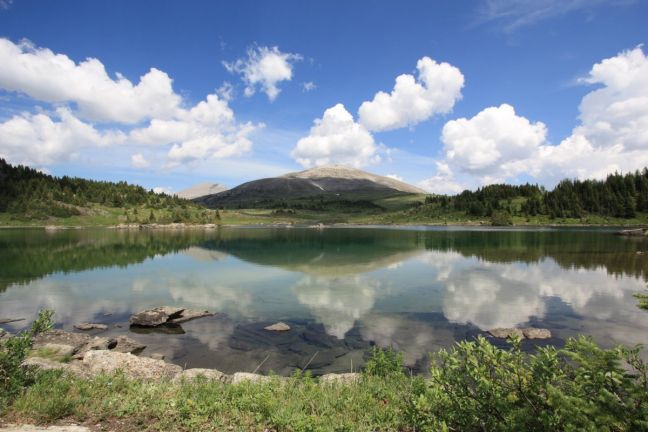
[[40, 343, 76, 357], [129, 306, 214, 327], [111, 335, 147, 354], [264, 322, 291, 332], [22, 357, 90, 378], [33, 330, 91, 352], [173, 368, 229, 383], [231, 372, 273, 384], [73, 323, 108, 331], [83, 350, 182, 380], [0, 328, 11, 341], [487, 328, 525, 339], [319, 373, 360, 384], [522, 328, 552, 339]]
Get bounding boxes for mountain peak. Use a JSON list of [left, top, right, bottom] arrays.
[[177, 182, 228, 199]]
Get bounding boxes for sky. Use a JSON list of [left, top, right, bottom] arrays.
[[0, 0, 647, 194]]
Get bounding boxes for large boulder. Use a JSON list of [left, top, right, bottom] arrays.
[[129, 307, 214, 327], [33, 330, 91, 352], [83, 350, 182, 380], [488, 328, 525, 339], [111, 335, 147, 354]]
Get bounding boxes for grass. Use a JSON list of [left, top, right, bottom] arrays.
[[2, 335, 648, 431]]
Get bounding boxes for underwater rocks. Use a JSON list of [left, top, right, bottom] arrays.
[[129, 307, 214, 327], [264, 322, 291, 332], [487, 327, 552, 340]]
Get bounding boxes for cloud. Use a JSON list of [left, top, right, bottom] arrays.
[[0, 107, 124, 165], [418, 161, 465, 194], [442, 103, 547, 178], [0, 38, 181, 124], [130, 153, 149, 168], [152, 186, 173, 194], [291, 103, 381, 168], [302, 81, 316, 92], [224, 46, 301, 101], [0, 38, 257, 168], [358, 56, 464, 132], [385, 173, 403, 181], [438, 46, 648, 187], [475, 0, 631, 32]]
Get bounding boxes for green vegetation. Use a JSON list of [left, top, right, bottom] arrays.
[[0, 309, 53, 411], [0, 158, 221, 226], [2, 313, 648, 430]]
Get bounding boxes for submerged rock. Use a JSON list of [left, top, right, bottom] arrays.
[[83, 350, 182, 380], [129, 306, 214, 327], [521, 328, 552, 339], [488, 327, 552, 340], [73, 323, 108, 331], [488, 328, 525, 339], [0, 318, 25, 324], [264, 322, 291, 332]]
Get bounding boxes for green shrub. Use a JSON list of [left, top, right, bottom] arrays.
[[0, 309, 54, 412], [363, 346, 404, 378], [411, 335, 648, 431], [491, 209, 513, 226]]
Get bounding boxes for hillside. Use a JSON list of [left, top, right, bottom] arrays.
[[0, 158, 220, 226], [197, 165, 425, 209]]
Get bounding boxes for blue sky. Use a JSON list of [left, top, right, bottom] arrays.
[[0, 0, 647, 193]]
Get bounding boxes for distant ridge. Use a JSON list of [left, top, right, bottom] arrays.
[[196, 165, 425, 208], [177, 183, 228, 200]]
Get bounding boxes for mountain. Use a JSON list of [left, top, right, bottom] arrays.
[[177, 182, 228, 200], [196, 165, 426, 208]]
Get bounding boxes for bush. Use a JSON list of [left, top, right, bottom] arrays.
[[0, 310, 54, 411], [363, 346, 404, 378], [409, 335, 648, 431], [491, 210, 513, 226]]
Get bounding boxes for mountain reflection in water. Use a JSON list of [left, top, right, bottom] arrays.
[[0, 227, 647, 374]]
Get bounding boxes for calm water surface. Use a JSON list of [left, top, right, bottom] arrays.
[[1, 226, 647, 375]]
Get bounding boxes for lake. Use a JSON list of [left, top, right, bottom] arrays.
[[1, 226, 647, 375]]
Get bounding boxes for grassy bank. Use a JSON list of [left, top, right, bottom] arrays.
[[2, 313, 648, 431]]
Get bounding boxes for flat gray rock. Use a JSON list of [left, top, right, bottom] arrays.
[[231, 372, 274, 384], [83, 350, 182, 380], [22, 357, 90, 378], [33, 330, 91, 352], [319, 373, 360, 384], [73, 323, 108, 331], [173, 368, 230, 383], [130, 306, 185, 327], [167, 309, 215, 324], [111, 335, 146, 354]]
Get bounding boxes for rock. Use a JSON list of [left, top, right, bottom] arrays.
[[111, 335, 146, 354], [264, 322, 291, 332], [168, 309, 215, 324], [33, 330, 91, 352], [488, 328, 525, 339], [22, 357, 90, 378], [150, 353, 165, 360], [319, 373, 360, 385], [73, 337, 118, 359], [0, 328, 11, 341], [40, 343, 76, 357], [0, 424, 91, 431], [0, 318, 25, 324], [618, 228, 647, 236], [73, 323, 108, 331], [129, 306, 185, 327], [173, 368, 230, 383], [231, 372, 273, 385], [83, 350, 182, 380], [522, 328, 552, 339]]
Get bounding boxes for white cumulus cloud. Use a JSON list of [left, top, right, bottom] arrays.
[[130, 153, 149, 169], [0, 38, 181, 124], [418, 162, 465, 194], [358, 56, 464, 132], [224, 46, 301, 101], [291, 103, 381, 168]]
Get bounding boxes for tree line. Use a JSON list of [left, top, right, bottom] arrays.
[[423, 169, 648, 220], [0, 158, 218, 222]]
